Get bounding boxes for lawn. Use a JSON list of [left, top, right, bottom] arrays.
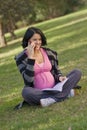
[[0, 9, 87, 130]]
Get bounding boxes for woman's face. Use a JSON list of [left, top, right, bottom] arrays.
[[28, 33, 42, 50]]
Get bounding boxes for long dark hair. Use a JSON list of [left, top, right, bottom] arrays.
[[22, 27, 47, 48]]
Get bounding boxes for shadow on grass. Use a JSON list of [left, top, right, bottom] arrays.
[[60, 43, 86, 62], [0, 40, 22, 54], [5, 28, 26, 43]]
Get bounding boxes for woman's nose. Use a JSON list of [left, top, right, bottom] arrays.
[[36, 40, 41, 44]]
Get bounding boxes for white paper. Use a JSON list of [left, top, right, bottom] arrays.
[[43, 78, 68, 92]]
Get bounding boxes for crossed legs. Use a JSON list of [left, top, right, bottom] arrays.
[[22, 69, 82, 105]]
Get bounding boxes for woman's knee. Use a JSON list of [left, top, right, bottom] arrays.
[[22, 87, 32, 99], [67, 69, 82, 81], [22, 87, 39, 98], [74, 69, 82, 78], [22, 87, 27, 98]]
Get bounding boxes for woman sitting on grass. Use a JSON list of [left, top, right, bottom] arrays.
[[15, 27, 82, 108]]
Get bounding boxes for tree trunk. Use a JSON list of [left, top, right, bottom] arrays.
[[0, 20, 7, 47], [8, 15, 16, 39]]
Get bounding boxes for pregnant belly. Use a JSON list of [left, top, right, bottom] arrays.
[[34, 72, 55, 89]]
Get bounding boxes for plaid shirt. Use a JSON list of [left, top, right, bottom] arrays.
[[15, 47, 62, 87]]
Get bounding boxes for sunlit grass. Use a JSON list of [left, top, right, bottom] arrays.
[[0, 47, 22, 59], [44, 16, 87, 33]]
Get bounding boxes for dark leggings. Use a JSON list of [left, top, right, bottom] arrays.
[[22, 69, 82, 105]]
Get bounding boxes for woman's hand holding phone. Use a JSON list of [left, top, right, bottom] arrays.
[[27, 41, 35, 59]]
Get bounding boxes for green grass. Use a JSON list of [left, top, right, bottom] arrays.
[[0, 8, 87, 130]]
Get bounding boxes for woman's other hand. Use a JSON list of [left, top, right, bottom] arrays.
[[59, 76, 67, 82]]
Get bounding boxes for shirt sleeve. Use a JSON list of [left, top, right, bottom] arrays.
[[15, 50, 35, 87]]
